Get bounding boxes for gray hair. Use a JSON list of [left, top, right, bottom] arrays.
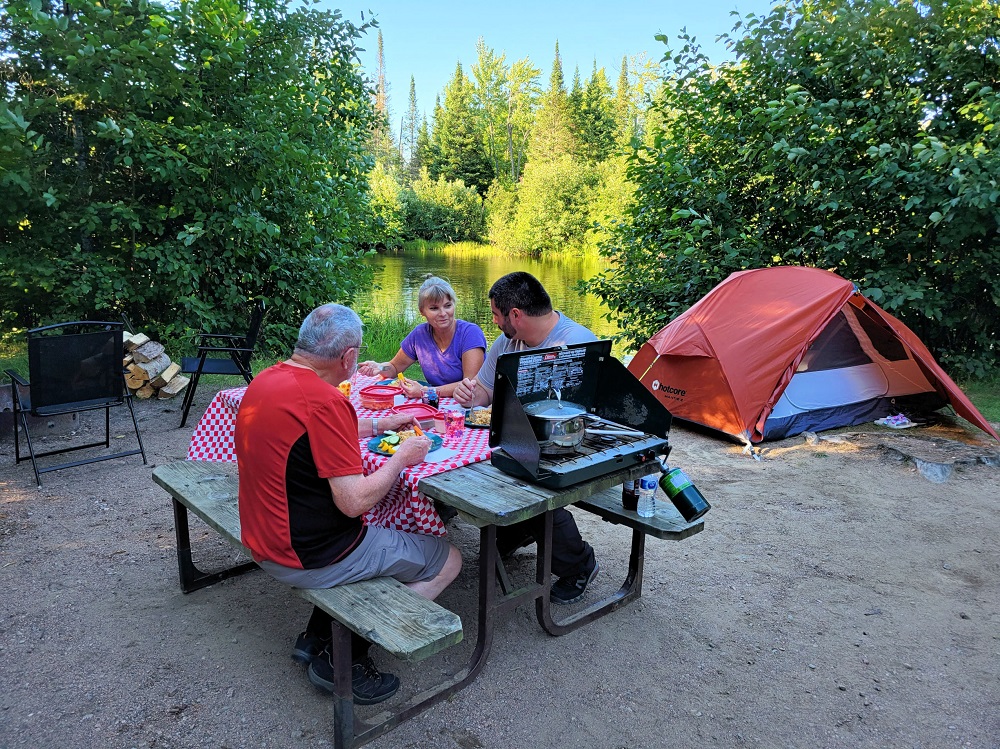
[[417, 275, 457, 312], [294, 303, 362, 360]]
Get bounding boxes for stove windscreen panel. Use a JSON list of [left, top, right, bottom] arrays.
[[593, 356, 672, 438], [489, 340, 674, 487]]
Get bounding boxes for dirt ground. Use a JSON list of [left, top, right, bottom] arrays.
[[1, 390, 998, 749]]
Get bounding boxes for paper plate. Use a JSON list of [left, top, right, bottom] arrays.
[[367, 432, 443, 457]]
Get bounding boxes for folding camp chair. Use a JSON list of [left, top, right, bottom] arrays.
[[5, 321, 147, 487], [178, 300, 266, 428]]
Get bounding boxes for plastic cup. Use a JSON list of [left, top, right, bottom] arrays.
[[444, 408, 465, 438]]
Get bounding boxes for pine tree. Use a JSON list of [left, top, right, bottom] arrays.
[[528, 41, 578, 162], [434, 62, 494, 193], [568, 65, 584, 138], [614, 55, 635, 147], [414, 115, 434, 177], [401, 76, 419, 184], [428, 95, 444, 180], [371, 30, 397, 168], [579, 63, 617, 161]]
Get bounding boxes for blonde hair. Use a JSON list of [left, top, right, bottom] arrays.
[[417, 275, 457, 312]]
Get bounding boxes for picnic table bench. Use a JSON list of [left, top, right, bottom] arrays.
[[417, 460, 704, 636]]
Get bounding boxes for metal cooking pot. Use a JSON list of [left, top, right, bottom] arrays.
[[523, 397, 587, 454]]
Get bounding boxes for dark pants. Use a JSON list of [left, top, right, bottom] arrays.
[[307, 607, 369, 663], [496, 507, 595, 579]]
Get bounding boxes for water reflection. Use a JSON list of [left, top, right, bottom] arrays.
[[356, 243, 620, 344]]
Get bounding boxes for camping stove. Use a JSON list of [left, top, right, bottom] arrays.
[[491, 429, 667, 489], [489, 340, 672, 489]]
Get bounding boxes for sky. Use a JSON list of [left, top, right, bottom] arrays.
[[320, 0, 776, 124]]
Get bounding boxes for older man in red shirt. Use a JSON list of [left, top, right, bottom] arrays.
[[235, 303, 461, 705]]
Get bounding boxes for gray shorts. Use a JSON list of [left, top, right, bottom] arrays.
[[259, 525, 451, 589]]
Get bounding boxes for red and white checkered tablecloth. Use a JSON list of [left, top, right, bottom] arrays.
[[186, 375, 491, 537]]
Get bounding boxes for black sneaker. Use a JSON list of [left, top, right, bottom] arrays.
[[308, 650, 400, 705], [550, 561, 600, 605], [291, 631, 329, 665]]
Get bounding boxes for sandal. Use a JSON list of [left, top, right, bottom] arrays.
[[874, 414, 917, 429]]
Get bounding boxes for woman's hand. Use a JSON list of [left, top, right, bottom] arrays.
[[358, 360, 385, 377], [399, 377, 424, 399]]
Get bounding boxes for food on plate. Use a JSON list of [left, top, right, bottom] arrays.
[[468, 407, 492, 425], [338, 381, 351, 397], [376, 429, 420, 454]]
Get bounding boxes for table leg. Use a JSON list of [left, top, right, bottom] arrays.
[[536, 514, 647, 636], [329, 623, 357, 749], [347, 524, 525, 747]]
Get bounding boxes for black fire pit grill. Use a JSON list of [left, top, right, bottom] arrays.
[[488, 339, 672, 488]]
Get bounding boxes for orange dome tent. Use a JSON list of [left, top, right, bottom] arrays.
[[627, 267, 999, 444]]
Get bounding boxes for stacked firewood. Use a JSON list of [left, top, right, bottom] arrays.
[[122, 332, 190, 400]]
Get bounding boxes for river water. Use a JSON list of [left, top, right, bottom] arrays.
[[355, 242, 620, 343]]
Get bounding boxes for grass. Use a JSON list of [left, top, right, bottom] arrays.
[[360, 311, 418, 364], [0, 332, 27, 378], [960, 375, 1000, 423]]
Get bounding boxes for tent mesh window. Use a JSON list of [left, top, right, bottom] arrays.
[[798, 312, 871, 372], [853, 309, 909, 361]]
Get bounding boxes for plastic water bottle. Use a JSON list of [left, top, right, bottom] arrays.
[[637, 475, 657, 518]]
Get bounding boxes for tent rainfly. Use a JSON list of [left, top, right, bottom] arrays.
[[628, 266, 1000, 444]]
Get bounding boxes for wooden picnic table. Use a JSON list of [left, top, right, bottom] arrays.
[[167, 378, 706, 747]]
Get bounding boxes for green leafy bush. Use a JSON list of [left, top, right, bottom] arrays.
[[400, 172, 485, 242], [499, 155, 599, 255], [1, 0, 377, 353], [362, 163, 406, 249]]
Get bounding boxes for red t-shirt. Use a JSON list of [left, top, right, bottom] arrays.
[[235, 362, 366, 568]]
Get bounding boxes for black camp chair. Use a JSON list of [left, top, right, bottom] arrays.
[[5, 321, 147, 487], [178, 300, 266, 428]]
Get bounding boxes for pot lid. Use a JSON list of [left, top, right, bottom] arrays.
[[523, 399, 587, 419]]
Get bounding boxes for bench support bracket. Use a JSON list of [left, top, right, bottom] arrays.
[[173, 499, 257, 593]]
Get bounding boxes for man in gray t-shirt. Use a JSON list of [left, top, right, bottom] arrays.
[[454, 272, 599, 605]]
